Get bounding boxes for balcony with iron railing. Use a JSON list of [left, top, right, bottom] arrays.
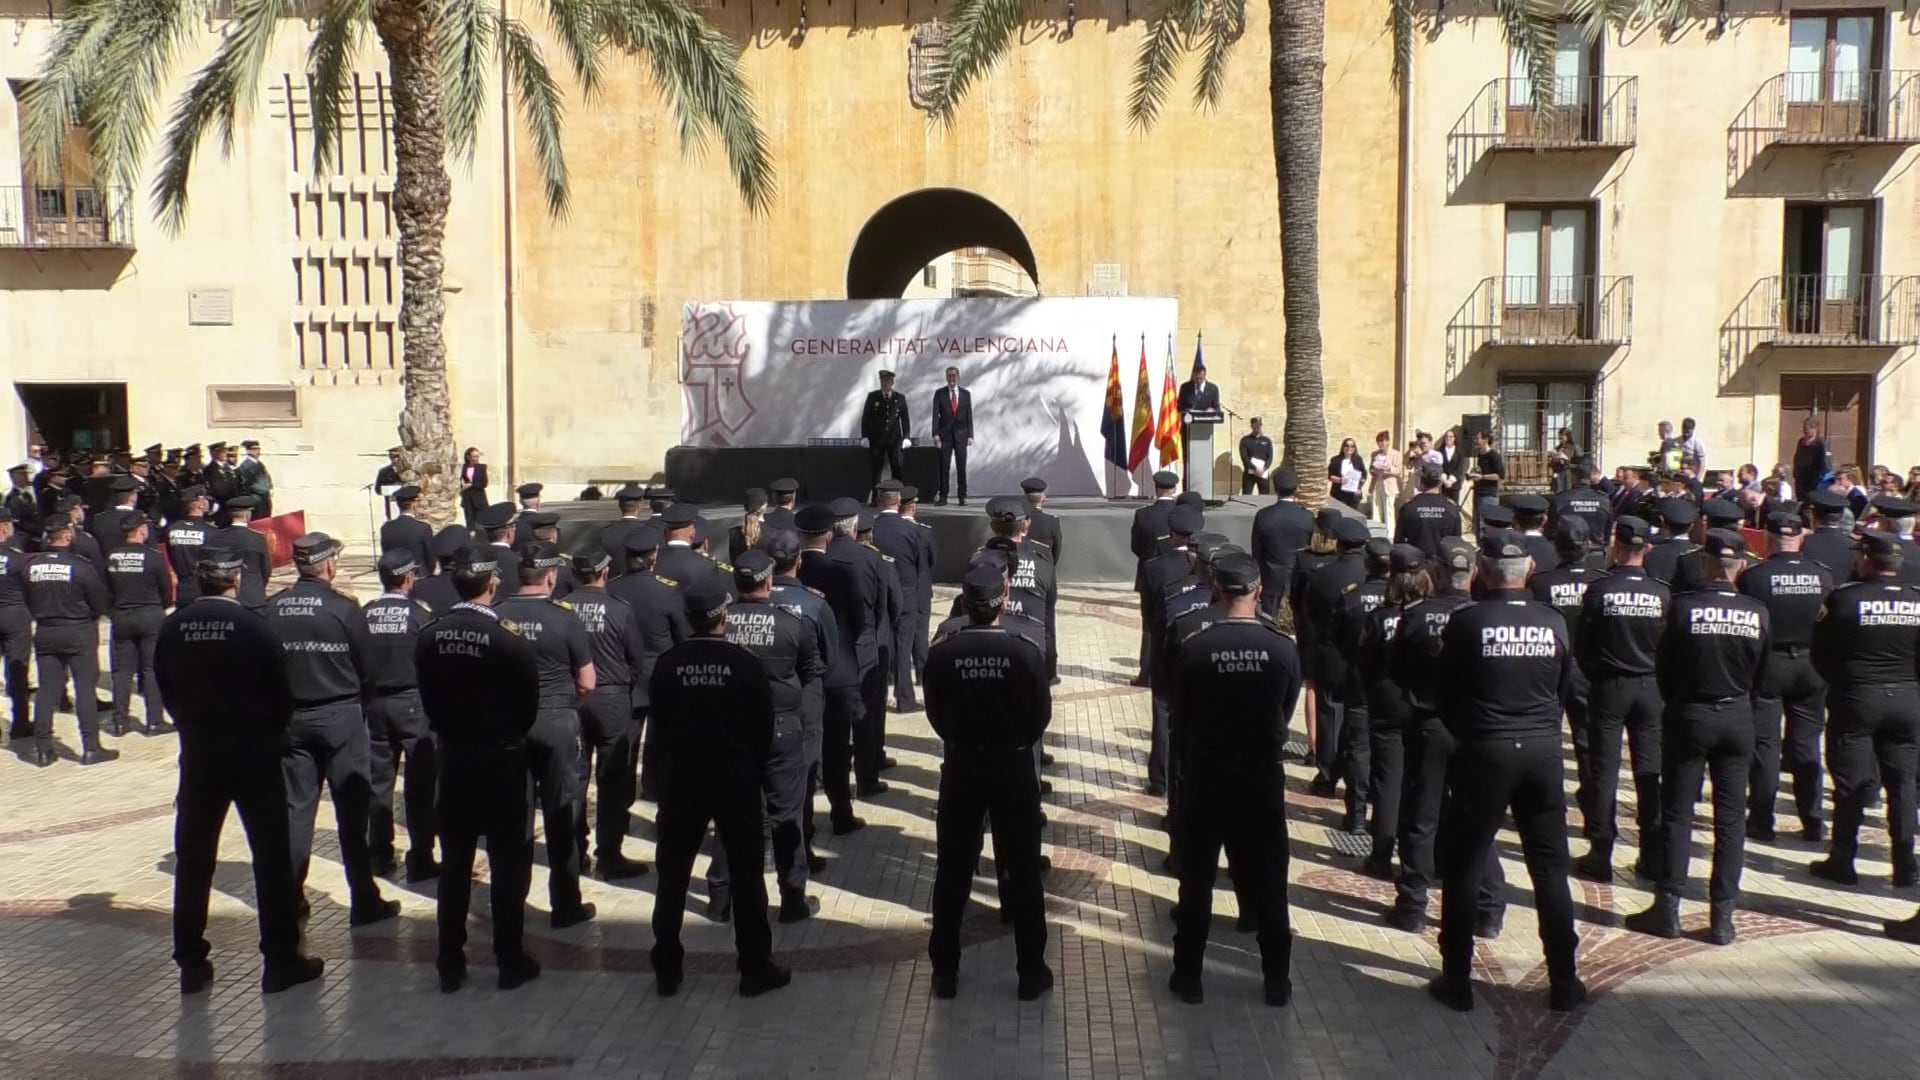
[[1445, 274, 1634, 382], [1727, 70, 1920, 190], [1720, 274, 1920, 384], [949, 246, 1037, 297], [1446, 76, 1637, 191], [0, 185, 136, 249]]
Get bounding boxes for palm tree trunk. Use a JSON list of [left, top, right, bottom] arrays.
[[373, 0, 460, 527], [1271, 0, 1328, 507]]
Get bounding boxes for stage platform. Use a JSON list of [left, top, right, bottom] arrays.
[[547, 495, 1329, 584]]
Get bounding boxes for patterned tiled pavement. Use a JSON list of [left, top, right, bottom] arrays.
[[3, 562, 1919, 1078]]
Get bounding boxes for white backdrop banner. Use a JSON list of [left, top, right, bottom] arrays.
[[680, 297, 1181, 497]]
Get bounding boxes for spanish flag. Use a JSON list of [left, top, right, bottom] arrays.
[[1101, 336, 1127, 470], [1155, 333, 1181, 463], [1128, 334, 1154, 470]]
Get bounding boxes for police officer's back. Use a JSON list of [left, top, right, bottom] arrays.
[[360, 549, 438, 881], [1551, 474, 1614, 542], [154, 547, 322, 995], [1739, 511, 1834, 841], [412, 525, 475, 615], [0, 507, 30, 740], [1800, 489, 1858, 578], [104, 514, 173, 736], [219, 495, 271, 610], [379, 486, 436, 576], [1394, 465, 1464, 559], [923, 565, 1053, 1001], [1642, 499, 1700, 585], [565, 548, 652, 879], [1250, 469, 1316, 613], [163, 487, 216, 605], [22, 516, 110, 765]]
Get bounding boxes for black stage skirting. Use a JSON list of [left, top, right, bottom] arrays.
[[551, 496, 1278, 584], [665, 445, 942, 504]]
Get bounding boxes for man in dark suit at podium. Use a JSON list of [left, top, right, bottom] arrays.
[[861, 370, 911, 497], [931, 367, 973, 506], [1177, 359, 1221, 419]]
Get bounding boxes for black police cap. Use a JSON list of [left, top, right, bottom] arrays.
[[393, 484, 421, 502], [196, 546, 244, 573], [1211, 552, 1260, 595], [961, 564, 1006, 607], [855, 508, 876, 533], [1481, 529, 1529, 560], [229, 495, 262, 512], [1314, 507, 1343, 531], [658, 502, 700, 528], [899, 485, 919, 504], [763, 529, 802, 563], [1702, 499, 1743, 526], [1152, 470, 1179, 490], [1508, 493, 1549, 516], [794, 504, 837, 534], [769, 477, 800, 496], [292, 532, 342, 566], [515, 482, 543, 499], [733, 549, 775, 588], [571, 547, 612, 575], [1860, 530, 1904, 558], [1175, 491, 1205, 510], [874, 480, 903, 496], [1612, 515, 1652, 548], [521, 510, 559, 530], [1765, 511, 1804, 537], [1808, 488, 1848, 513], [683, 579, 731, 623], [614, 484, 647, 502], [987, 496, 1028, 523], [742, 487, 769, 513], [1417, 463, 1443, 486], [1389, 544, 1428, 573], [109, 475, 140, 493], [828, 497, 863, 520], [624, 523, 664, 554], [1363, 537, 1393, 564], [1167, 504, 1204, 536], [477, 502, 516, 529], [450, 546, 498, 575], [1872, 494, 1918, 518], [119, 514, 149, 536], [1658, 498, 1698, 529], [431, 525, 471, 559], [1477, 503, 1514, 527], [518, 542, 561, 571], [1191, 531, 1231, 561], [1020, 477, 1048, 494], [1332, 517, 1371, 547], [0, 507, 9, 524], [1439, 538, 1475, 571], [877, 369, 896, 380], [378, 549, 420, 577], [1552, 515, 1591, 548], [1703, 529, 1746, 559]]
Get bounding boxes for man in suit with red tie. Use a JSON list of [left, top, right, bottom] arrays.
[[931, 366, 973, 507]]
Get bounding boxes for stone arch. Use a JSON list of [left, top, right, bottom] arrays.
[[844, 187, 1041, 299]]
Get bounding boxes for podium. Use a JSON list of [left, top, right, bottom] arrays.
[[1182, 409, 1224, 500]]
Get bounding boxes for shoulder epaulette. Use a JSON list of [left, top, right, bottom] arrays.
[[805, 585, 825, 598], [655, 575, 678, 587], [557, 600, 573, 611], [715, 560, 733, 572], [914, 520, 933, 530], [879, 553, 895, 563], [1029, 538, 1053, 551], [1343, 582, 1358, 593]]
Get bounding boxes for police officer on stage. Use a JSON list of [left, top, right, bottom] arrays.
[[414, 546, 544, 992], [361, 549, 439, 883], [155, 547, 324, 996], [266, 533, 400, 925], [1625, 531, 1769, 944], [1428, 531, 1584, 1013], [1739, 511, 1834, 842], [1810, 531, 1920, 889], [647, 577, 792, 998], [1573, 517, 1670, 881], [104, 513, 172, 736], [164, 487, 215, 605], [22, 516, 111, 767], [565, 547, 652, 880], [493, 541, 597, 926], [606, 524, 690, 803], [1394, 463, 1464, 560], [0, 508, 30, 742], [1165, 552, 1300, 1006], [861, 369, 911, 494], [413, 526, 476, 615], [379, 486, 435, 576], [925, 564, 1053, 1001], [709, 551, 825, 922], [219, 495, 271, 611]]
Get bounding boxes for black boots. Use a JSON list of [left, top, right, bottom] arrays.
[[1572, 842, 1613, 883], [1708, 905, 1736, 946], [1624, 893, 1681, 939]]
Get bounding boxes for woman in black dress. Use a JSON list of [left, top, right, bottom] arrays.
[[1327, 438, 1366, 510], [458, 447, 489, 531]]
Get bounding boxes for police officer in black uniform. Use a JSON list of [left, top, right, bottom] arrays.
[[1394, 463, 1464, 560], [1550, 463, 1614, 541], [565, 547, 652, 880], [413, 526, 476, 615], [1672, 500, 1748, 594], [598, 485, 650, 573], [415, 547, 544, 992], [1801, 488, 1859, 578], [1165, 552, 1298, 1006], [164, 487, 216, 606], [925, 564, 1054, 1001], [821, 497, 890, 797], [1530, 516, 1602, 830], [647, 578, 792, 999], [1383, 539, 1486, 932], [606, 523, 689, 802], [1302, 516, 1370, 798], [0, 508, 30, 742], [1739, 511, 1834, 841], [797, 505, 871, 834], [1022, 478, 1064, 562], [1508, 494, 1558, 571], [872, 482, 926, 709], [1573, 516, 1671, 881], [1250, 468, 1315, 619], [510, 483, 544, 549], [710, 550, 826, 922], [766, 530, 839, 872], [1355, 545, 1427, 878], [155, 547, 324, 996], [493, 541, 597, 927], [982, 496, 1058, 688], [220, 495, 271, 611], [90, 474, 143, 548], [1643, 499, 1700, 586], [266, 533, 400, 925], [22, 516, 111, 766], [379, 486, 435, 576], [1428, 531, 1584, 1014], [1332, 538, 1392, 833], [1129, 471, 1179, 682], [764, 478, 800, 533], [104, 513, 172, 736], [1810, 531, 1920, 889], [361, 549, 439, 883], [1141, 502, 1204, 798], [1625, 531, 1770, 945], [478, 502, 522, 585], [654, 502, 728, 600]]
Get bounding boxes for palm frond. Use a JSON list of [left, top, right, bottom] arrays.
[[1194, 0, 1246, 113], [17, 0, 116, 179], [926, 0, 1027, 125], [1127, 0, 1201, 130], [1389, 0, 1414, 90], [440, 0, 495, 165], [603, 0, 775, 214], [1495, 0, 1559, 109], [148, 0, 296, 230], [307, 0, 370, 178], [1566, 0, 1698, 37], [497, 15, 570, 216], [82, 0, 200, 192], [544, 0, 607, 99]]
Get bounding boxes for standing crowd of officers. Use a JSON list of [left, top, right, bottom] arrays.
[[11, 443, 1920, 1011]]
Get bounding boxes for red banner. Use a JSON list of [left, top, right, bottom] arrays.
[[250, 511, 307, 568], [1740, 524, 1770, 559]]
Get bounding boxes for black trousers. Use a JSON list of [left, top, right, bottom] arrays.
[[527, 707, 585, 911], [929, 748, 1047, 977], [855, 661, 886, 785], [1241, 471, 1271, 496], [366, 689, 437, 863], [868, 443, 905, 495], [821, 684, 860, 824], [800, 691, 826, 854], [1312, 683, 1346, 786], [1586, 674, 1664, 846], [283, 701, 381, 906], [109, 607, 164, 728], [2, 608, 34, 737], [1172, 763, 1290, 987], [1148, 678, 1172, 790], [1751, 649, 1827, 831], [708, 713, 813, 898], [31, 623, 99, 745], [437, 741, 533, 966], [1436, 736, 1577, 986], [938, 440, 968, 501], [1564, 671, 1592, 825], [1651, 700, 1755, 907], [1368, 717, 1407, 862], [1395, 715, 1505, 917], [172, 740, 303, 969], [653, 771, 774, 977], [1826, 683, 1920, 868], [576, 686, 638, 860], [1341, 698, 1371, 821], [893, 613, 919, 709]]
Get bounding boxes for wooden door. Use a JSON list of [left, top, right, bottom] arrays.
[[12, 83, 103, 245], [1779, 375, 1873, 472], [1503, 205, 1593, 340], [1785, 13, 1877, 139], [1506, 24, 1594, 143]]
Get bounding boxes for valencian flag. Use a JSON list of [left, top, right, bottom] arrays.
[[1155, 333, 1181, 463], [1102, 336, 1128, 470], [1128, 334, 1155, 470]]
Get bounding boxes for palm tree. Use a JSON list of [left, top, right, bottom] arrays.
[[934, 0, 1691, 505], [23, 0, 773, 525]]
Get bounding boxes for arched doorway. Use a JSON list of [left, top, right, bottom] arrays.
[[845, 188, 1041, 300]]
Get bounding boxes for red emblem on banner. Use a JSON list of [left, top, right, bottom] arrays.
[[681, 304, 757, 445]]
